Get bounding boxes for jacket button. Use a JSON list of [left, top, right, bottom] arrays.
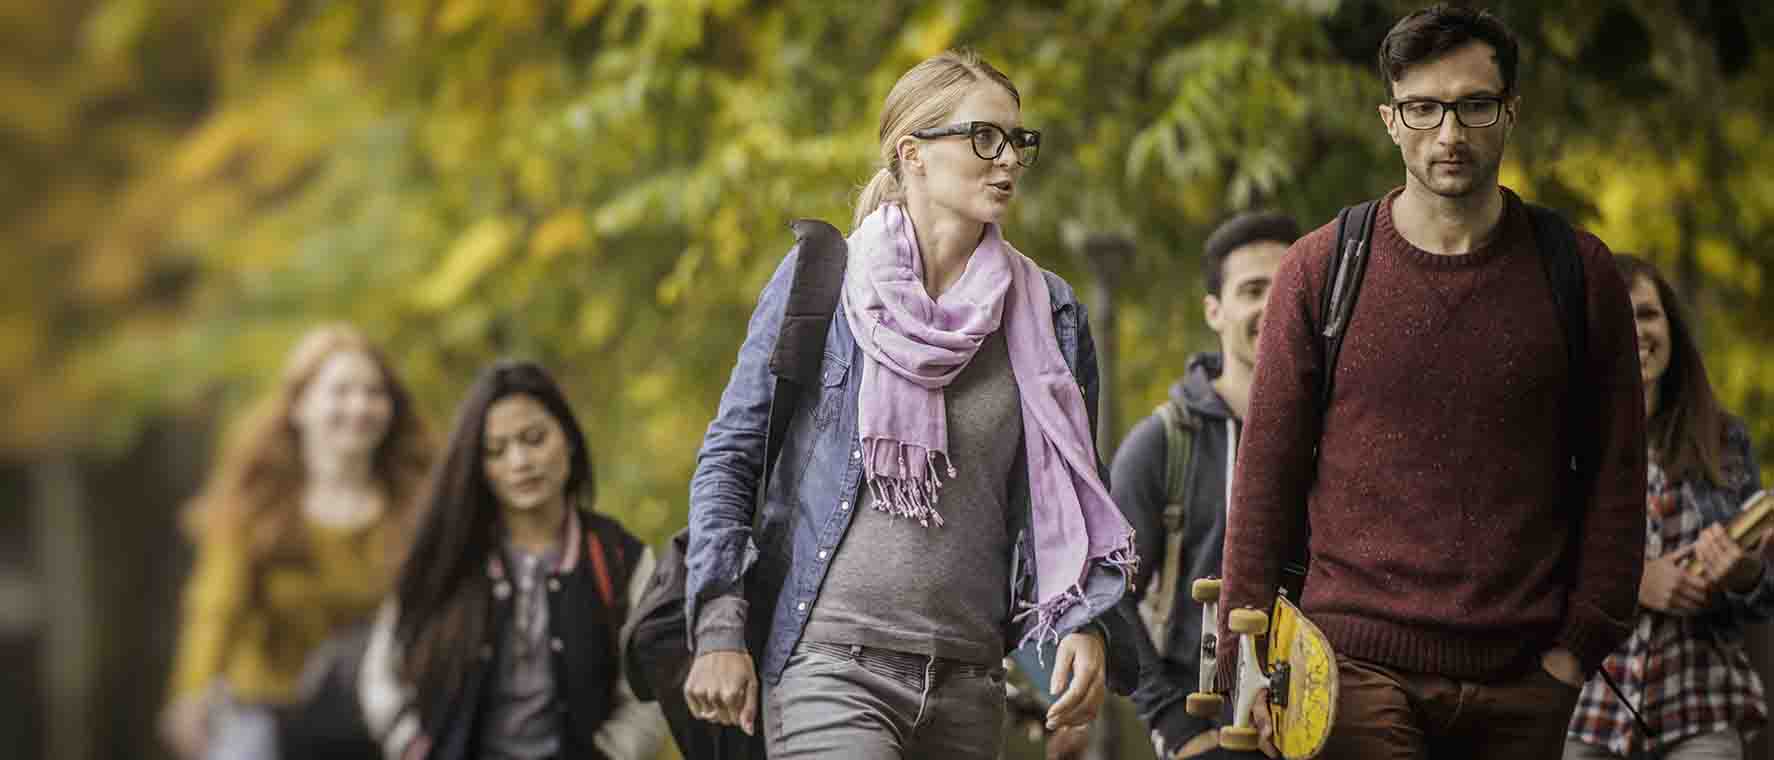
[[796, 601, 807, 611], [547, 578, 561, 592], [550, 638, 564, 652], [839, 501, 849, 512], [851, 449, 861, 460]]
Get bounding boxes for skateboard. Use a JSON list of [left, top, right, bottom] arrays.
[[1186, 578, 1337, 759]]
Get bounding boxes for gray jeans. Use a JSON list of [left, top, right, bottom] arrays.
[[767, 641, 1007, 760], [1564, 730, 1743, 759]]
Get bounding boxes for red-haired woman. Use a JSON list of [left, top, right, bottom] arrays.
[[161, 325, 434, 759]]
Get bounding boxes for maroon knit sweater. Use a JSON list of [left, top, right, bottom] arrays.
[[1217, 188, 1646, 683]]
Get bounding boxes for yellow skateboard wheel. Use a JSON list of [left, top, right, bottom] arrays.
[[1219, 725, 1260, 751], [1228, 608, 1269, 635], [1185, 692, 1223, 718], [1190, 578, 1222, 602]]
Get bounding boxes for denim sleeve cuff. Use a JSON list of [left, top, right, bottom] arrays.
[[693, 594, 749, 656]]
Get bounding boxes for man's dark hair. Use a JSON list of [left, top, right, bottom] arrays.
[[1203, 211, 1300, 296], [1377, 4, 1519, 98]]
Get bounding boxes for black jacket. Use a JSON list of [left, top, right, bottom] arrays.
[[366, 510, 649, 760]]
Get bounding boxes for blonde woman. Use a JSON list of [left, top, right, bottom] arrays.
[[682, 49, 1137, 759], [161, 325, 433, 759]]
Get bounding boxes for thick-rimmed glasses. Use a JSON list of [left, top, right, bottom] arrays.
[[1391, 97, 1506, 130], [910, 121, 1041, 166]]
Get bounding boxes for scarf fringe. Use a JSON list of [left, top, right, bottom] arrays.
[[864, 445, 955, 528], [1104, 538, 1140, 581], [1014, 585, 1086, 665], [1011, 538, 1142, 666]]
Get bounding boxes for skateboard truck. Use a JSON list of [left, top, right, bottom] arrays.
[[1190, 583, 1338, 758], [1219, 605, 1271, 751], [1184, 577, 1225, 718]]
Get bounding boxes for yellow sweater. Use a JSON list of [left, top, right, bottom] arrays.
[[167, 516, 401, 705]]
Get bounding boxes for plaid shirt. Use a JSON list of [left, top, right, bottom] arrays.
[[1566, 462, 1767, 756]]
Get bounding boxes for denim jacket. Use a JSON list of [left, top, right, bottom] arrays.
[[685, 242, 1134, 689]]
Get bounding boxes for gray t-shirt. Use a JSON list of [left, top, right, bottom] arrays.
[[481, 545, 562, 760], [803, 328, 1025, 665]]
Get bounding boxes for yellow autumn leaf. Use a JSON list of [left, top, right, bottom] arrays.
[[1697, 238, 1747, 287], [436, 0, 489, 35], [414, 218, 519, 310], [171, 109, 253, 184], [531, 210, 592, 261], [577, 298, 618, 347], [568, 0, 608, 28], [903, 5, 960, 59], [624, 370, 672, 406]]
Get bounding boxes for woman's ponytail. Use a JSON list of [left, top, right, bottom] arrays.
[[853, 167, 901, 228]]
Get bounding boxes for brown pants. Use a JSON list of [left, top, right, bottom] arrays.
[[1323, 656, 1581, 760]]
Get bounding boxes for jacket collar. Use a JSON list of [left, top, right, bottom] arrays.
[[486, 508, 583, 585]]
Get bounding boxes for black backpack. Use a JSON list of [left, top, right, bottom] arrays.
[[1318, 198, 1586, 412], [1291, 198, 1590, 583], [624, 218, 849, 759]]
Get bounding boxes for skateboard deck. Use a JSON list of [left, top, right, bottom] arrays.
[[1210, 589, 1337, 759], [1265, 593, 1337, 759]]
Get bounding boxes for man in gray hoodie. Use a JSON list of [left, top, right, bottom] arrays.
[[1112, 211, 1299, 759]]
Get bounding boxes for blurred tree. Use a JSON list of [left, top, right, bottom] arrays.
[[5, 0, 1772, 564], [6, 3, 1774, 760]]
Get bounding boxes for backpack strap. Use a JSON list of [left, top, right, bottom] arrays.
[[1525, 204, 1588, 477], [1282, 199, 1380, 599], [1155, 400, 1199, 534], [762, 219, 849, 494], [1319, 200, 1380, 406], [1139, 399, 1198, 654]]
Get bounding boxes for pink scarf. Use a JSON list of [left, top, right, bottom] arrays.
[[842, 203, 1137, 649]]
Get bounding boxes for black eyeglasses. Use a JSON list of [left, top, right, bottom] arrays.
[[910, 121, 1041, 166], [1391, 97, 1507, 130], [1390, 96, 1504, 130]]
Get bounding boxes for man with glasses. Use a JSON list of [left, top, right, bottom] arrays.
[[1215, 5, 1646, 758]]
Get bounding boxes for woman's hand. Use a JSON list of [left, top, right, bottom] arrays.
[[1639, 547, 1713, 615], [1693, 523, 1772, 594], [1045, 628, 1106, 731], [158, 695, 209, 760], [684, 651, 758, 736]]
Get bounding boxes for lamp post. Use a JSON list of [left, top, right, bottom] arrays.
[[1078, 232, 1135, 463]]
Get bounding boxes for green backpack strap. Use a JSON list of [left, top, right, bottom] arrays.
[[1155, 399, 1198, 532], [1140, 399, 1198, 654]]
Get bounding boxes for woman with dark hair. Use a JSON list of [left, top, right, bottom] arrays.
[[358, 361, 664, 760], [1565, 255, 1771, 759], [161, 325, 435, 760], [681, 48, 1135, 759]]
